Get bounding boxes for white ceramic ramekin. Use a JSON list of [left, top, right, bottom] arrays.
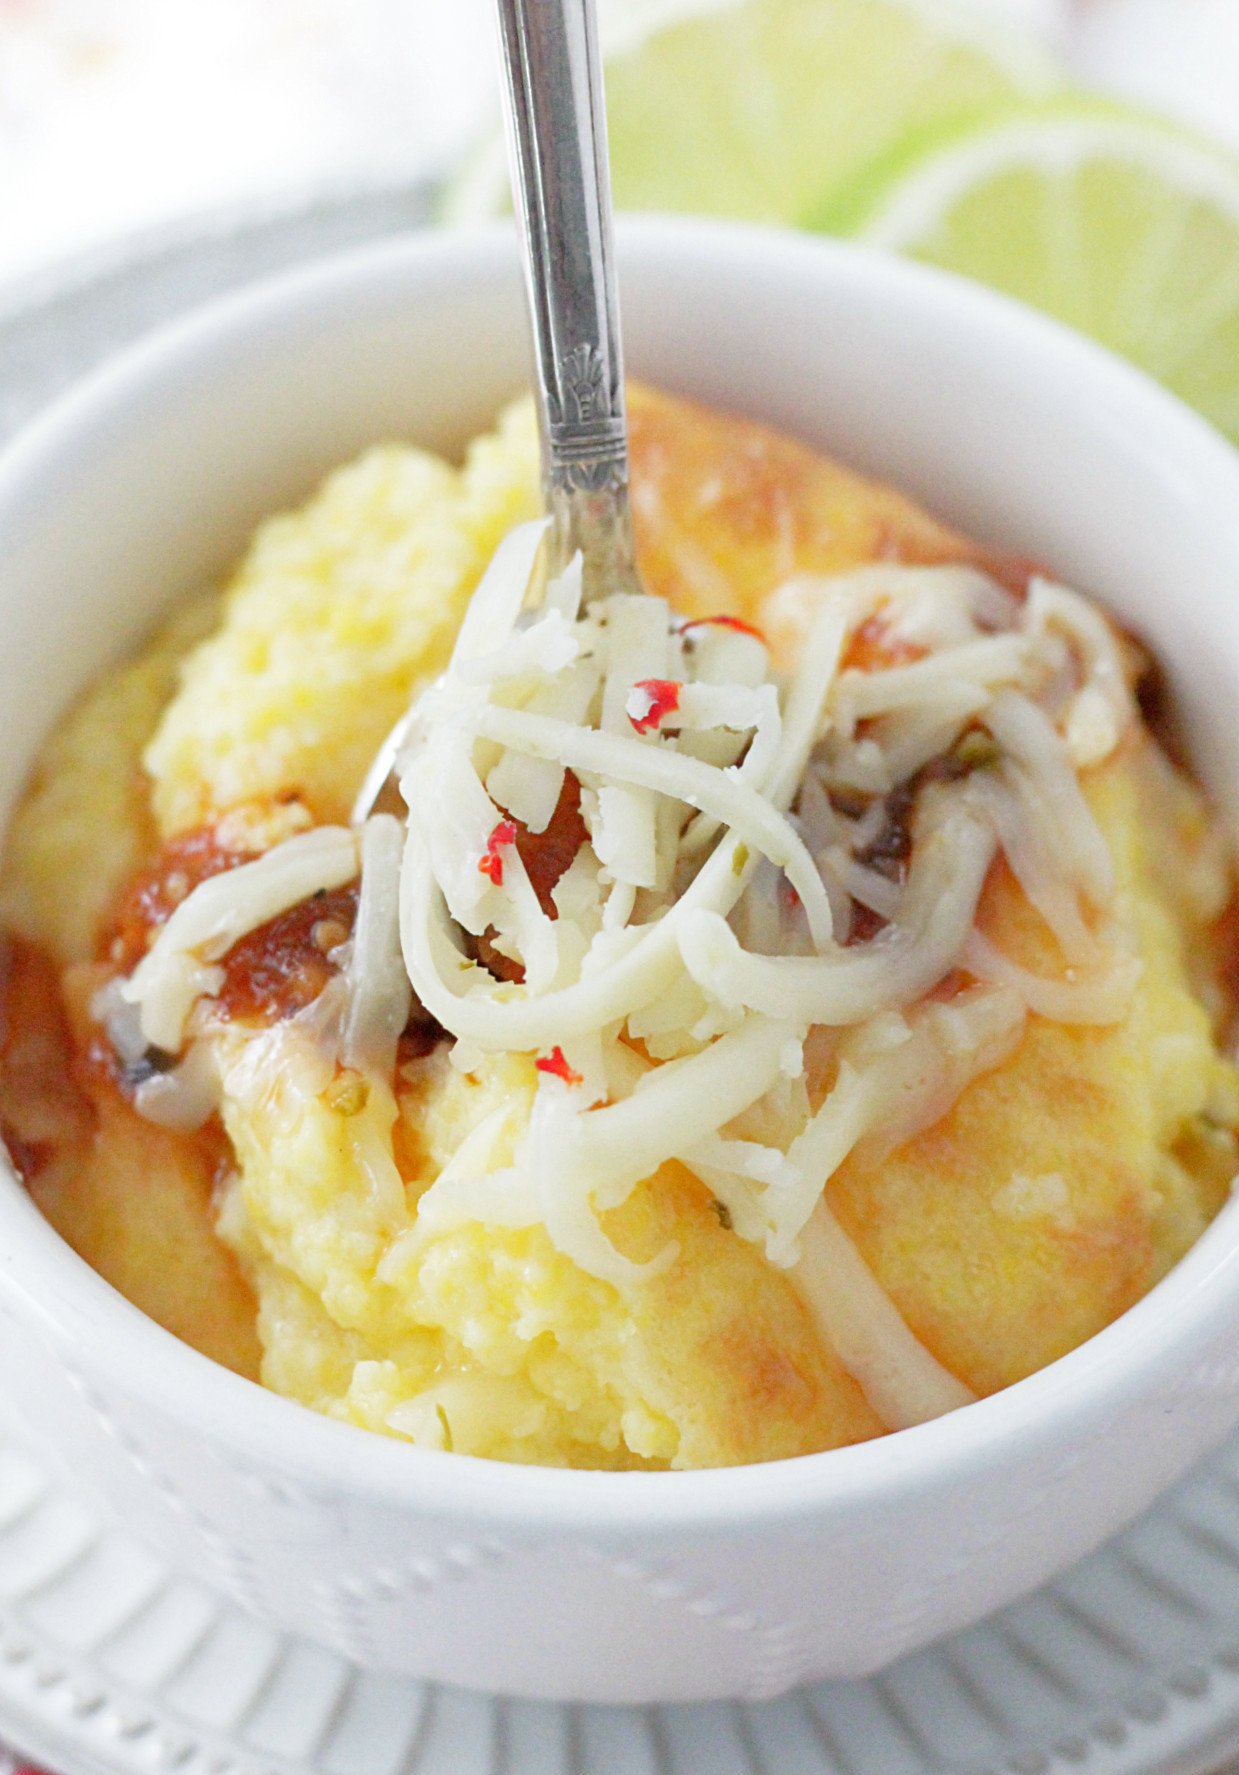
[[0, 219, 1237, 1706]]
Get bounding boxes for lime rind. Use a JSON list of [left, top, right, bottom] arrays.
[[857, 111, 1239, 250]]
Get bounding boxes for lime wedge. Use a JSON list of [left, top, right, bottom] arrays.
[[853, 111, 1239, 444], [441, 0, 1056, 226]]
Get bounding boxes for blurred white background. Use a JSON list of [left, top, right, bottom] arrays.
[[0, 0, 1235, 284]]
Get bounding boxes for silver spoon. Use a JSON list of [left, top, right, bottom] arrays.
[[353, 0, 637, 824], [495, 0, 641, 601]]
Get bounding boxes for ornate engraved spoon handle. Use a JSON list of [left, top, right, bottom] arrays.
[[495, 0, 638, 596]]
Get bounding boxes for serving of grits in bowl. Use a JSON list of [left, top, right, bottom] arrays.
[[5, 377, 1238, 1473], [0, 221, 1238, 1702]]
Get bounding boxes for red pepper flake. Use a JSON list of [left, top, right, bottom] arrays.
[[780, 879, 801, 909], [627, 678, 682, 734], [680, 613, 766, 643], [535, 1045, 583, 1087], [478, 819, 518, 886]]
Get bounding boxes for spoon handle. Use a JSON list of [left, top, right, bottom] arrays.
[[495, 0, 636, 588]]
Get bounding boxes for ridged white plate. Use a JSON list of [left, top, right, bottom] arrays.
[[3, 1388, 1239, 1775], [4, 183, 1239, 1775]]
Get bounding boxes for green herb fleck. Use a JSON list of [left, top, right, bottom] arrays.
[[954, 730, 1001, 772], [436, 1404, 454, 1452], [732, 843, 750, 877]]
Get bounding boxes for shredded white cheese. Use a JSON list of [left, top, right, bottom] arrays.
[[388, 544, 1135, 1321], [102, 520, 1142, 1434], [342, 815, 411, 1078], [120, 824, 359, 1051], [794, 1201, 977, 1430]]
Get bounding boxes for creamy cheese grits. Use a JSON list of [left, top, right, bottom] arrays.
[[1, 385, 1237, 1470]]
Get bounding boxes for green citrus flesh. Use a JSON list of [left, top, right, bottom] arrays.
[[856, 111, 1239, 443], [441, 0, 1054, 226]]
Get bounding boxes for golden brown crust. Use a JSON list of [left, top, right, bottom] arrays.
[[627, 383, 1034, 659], [601, 1164, 884, 1465], [0, 937, 260, 1380]]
